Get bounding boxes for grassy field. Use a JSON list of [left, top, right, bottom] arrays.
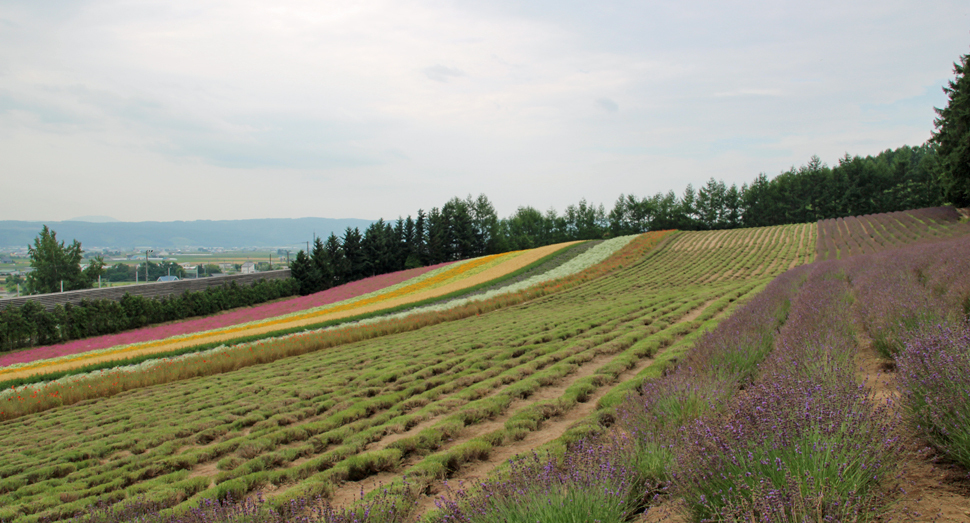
[[0, 224, 815, 522]]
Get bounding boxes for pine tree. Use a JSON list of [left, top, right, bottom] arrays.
[[932, 49, 970, 207], [324, 233, 347, 286], [288, 249, 314, 296], [311, 237, 331, 292]]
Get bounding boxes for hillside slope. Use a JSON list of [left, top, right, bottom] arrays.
[[0, 224, 814, 522]]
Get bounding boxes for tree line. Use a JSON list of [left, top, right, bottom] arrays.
[[0, 279, 299, 352], [289, 143, 949, 294]]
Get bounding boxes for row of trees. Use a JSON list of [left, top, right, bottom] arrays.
[[288, 143, 953, 294], [0, 279, 300, 352]]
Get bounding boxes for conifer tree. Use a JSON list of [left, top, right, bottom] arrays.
[[932, 49, 970, 207]]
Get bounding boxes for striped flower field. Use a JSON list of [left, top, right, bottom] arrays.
[[0, 263, 455, 369], [0, 241, 588, 382]]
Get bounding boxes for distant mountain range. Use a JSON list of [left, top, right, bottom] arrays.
[[0, 218, 375, 249]]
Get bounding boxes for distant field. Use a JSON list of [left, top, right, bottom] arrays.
[[0, 224, 815, 522], [815, 206, 970, 261]]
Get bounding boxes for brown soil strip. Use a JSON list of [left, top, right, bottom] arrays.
[[327, 350, 620, 508], [669, 232, 702, 252], [853, 331, 970, 521], [789, 224, 809, 269], [410, 351, 661, 518], [680, 298, 719, 323], [701, 230, 726, 251], [187, 461, 220, 488], [329, 297, 721, 512]]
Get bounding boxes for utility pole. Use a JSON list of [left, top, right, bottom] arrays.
[[146, 249, 153, 282]]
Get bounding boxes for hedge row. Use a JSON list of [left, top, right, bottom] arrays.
[[0, 278, 300, 353]]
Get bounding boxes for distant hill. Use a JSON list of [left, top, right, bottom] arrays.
[[67, 216, 121, 223], [0, 218, 375, 249]]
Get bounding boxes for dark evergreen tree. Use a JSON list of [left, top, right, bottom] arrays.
[[24, 226, 102, 294], [402, 215, 421, 269], [342, 227, 364, 281], [412, 210, 428, 267], [361, 219, 389, 277], [932, 49, 970, 207], [678, 184, 698, 230], [469, 193, 502, 255], [324, 233, 347, 286], [442, 197, 475, 260], [426, 207, 447, 264], [651, 191, 681, 231], [289, 249, 315, 296], [392, 217, 408, 271], [311, 236, 332, 292]]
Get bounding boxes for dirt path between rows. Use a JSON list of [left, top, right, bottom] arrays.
[[328, 296, 723, 513], [853, 330, 970, 521], [409, 349, 660, 518], [327, 348, 622, 509]]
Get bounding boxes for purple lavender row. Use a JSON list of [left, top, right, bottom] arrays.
[[48, 488, 418, 523], [428, 254, 813, 522], [841, 234, 970, 469], [432, 440, 638, 523], [676, 262, 900, 520]]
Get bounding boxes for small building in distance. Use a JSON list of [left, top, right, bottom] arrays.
[[157, 275, 179, 282], [240, 262, 256, 274]]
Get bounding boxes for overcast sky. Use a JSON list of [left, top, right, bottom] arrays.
[[1, 1, 968, 222]]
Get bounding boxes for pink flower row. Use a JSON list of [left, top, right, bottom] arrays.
[[0, 263, 454, 369]]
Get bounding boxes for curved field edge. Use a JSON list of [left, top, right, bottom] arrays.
[[0, 241, 586, 383], [0, 234, 659, 421], [173, 225, 809, 515], [815, 206, 970, 261]]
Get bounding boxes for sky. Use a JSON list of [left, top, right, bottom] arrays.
[[1, 0, 968, 223]]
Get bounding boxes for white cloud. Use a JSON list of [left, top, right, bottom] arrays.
[[0, 0, 967, 221]]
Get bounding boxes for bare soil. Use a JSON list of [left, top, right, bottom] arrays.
[[328, 296, 721, 514], [854, 332, 970, 521], [411, 351, 661, 518]]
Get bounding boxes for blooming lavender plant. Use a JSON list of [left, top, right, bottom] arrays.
[[59, 487, 417, 523], [433, 440, 637, 523], [896, 319, 970, 469], [677, 265, 900, 522]]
